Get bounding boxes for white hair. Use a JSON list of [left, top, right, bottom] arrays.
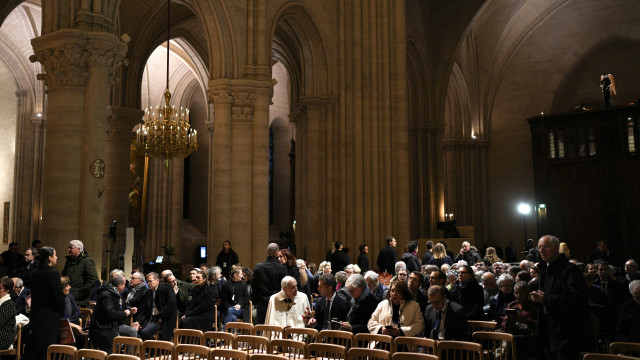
[[69, 239, 84, 252], [497, 273, 514, 286], [395, 261, 406, 273], [364, 271, 378, 282], [629, 280, 640, 293], [281, 276, 295, 289], [457, 260, 468, 266]]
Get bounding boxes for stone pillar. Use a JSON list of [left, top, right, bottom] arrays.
[[31, 30, 90, 260], [10, 90, 29, 245], [30, 115, 46, 244], [105, 106, 142, 268]]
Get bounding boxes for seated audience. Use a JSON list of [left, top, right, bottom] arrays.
[[624, 259, 640, 283], [90, 274, 134, 353], [451, 264, 484, 320], [11, 278, 29, 315], [308, 273, 349, 330], [491, 262, 506, 277], [0, 277, 16, 350], [424, 285, 468, 340], [615, 280, 640, 342], [475, 259, 490, 272], [501, 281, 538, 360], [481, 271, 499, 312], [364, 271, 388, 303], [222, 266, 250, 328], [487, 274, 515, 322], [483, 247, 502, 265], [428, 270, 458, 303], [368, 280, 425, 337], [126, 271, 147, 309], [337, 274, 378, 334], [179, 268, 215, 332], [265, 276, 310, 328], [60, 276, 82, 340], [396, 269, 408, 284], [134, 272, 177, 341], [408, 271, 429, 314]]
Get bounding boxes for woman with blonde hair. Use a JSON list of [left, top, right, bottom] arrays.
[[428, 243, 453, 268], [484, 246, 503, 265], [317, 261, 332, 276], [559, 242, 571, 258]]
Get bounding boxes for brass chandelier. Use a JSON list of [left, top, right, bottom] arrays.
[[135, 0, 198, 170]]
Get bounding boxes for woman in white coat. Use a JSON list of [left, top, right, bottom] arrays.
[[368, 280, 424, 337]]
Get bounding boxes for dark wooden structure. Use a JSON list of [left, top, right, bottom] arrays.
[[528, 105, 640, 264]]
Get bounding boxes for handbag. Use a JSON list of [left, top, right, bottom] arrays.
[[58, 319, 76, 345]]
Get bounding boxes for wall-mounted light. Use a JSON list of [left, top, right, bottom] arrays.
[[36, 112, 42, 118]]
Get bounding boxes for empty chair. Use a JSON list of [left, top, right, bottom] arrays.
[[253, 325, 283, 340], [112, 336, 143, 357], [235, 335, 270, 355], [176, 344, 210, 359], [205, 331, 236, 349], [392, 353, 438, 360], [211, 348, 249, 360], [317, 330, 353, 348], [142, 340, 175, 360], [392, 336, 436, 355], [583, 355, 638, 360], [80, 308, 93, 348], [467, 321, 497, 333], [610, 342, 640, 357], [248, 355, 288, 360], [47, 345, 77, 360], [174, 329, 204, 345], [353, 334, 392, 352], [226, 322, 254, 336], [472, 331, 516, 360], [437, 341, 482, 360], [347, 348, 390, 360], [307, 343, 347, 360], [270, 339, 306, 359], [106, 355, 140, 360], [77, 349, 108, 360], [283, 327, 317, 344]]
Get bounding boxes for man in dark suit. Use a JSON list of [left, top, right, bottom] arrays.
[[424, 285, 468, 341], [451, 264, 484, 320], [339, 274, 378, 334], [330, 241, 351, 274], [252, 242, 288, 324], [133, 272, 177, 341], [376, 236, 398, 275], [308, 274, 349, 330]]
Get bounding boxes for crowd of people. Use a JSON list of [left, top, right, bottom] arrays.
[[0, 236, 638, 360]]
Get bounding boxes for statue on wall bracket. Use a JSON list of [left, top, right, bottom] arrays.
[[600, 73, 617, 109]]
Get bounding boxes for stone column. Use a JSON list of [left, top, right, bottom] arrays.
[[105, 106, 143, 266], [30, 115, 46, 244], [10, 90, 29, 245], [31, 30, 90, 259]]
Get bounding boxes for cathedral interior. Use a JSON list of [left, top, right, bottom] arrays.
[[0, 0, 638, 276]]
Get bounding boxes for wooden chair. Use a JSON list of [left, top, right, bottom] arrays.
[[141, 340, 175, 360], [174, 329, 204, 345], [210, 348, 249, 360], [205, 331, 236, 349], [467, 320, 498, 332], [347, 348, 390, 360], [353, 333, 393, 352], [112, 336, 143, 357], [317, 330, 353, 348], [176, 344, 210, 359], [307, 343, 347, 360], [283, 327, 317, 344], [472, 331, 516, 360], [583, 354, 638, 360], [392, 336, 436, 354], [0, 323, 22, 360], [392, 353, 438, 360], [106, 355, 140, 360], [77, 349, 107, 360], [610, 342, 640, 357], [235, 335, 270, 355], [227, 322, 254, 336], [437, 340, 482, 360], [270, 339, 306, 359], [47, 344, 77, 360], [253, 325, 283, 340], [248, 355, 288, 360], [80, 308, 93, 348]]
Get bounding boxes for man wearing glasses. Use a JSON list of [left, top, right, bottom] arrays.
[[126, 271, 147, 309], [424, 285, 468, 340], [337, 274, 378, 334], [451, 264, 484, 320]]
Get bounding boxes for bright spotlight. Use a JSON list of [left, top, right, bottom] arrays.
[[517, 203, 531, 215]]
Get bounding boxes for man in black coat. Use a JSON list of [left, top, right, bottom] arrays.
[[134, 272, 177, 341], [454, 241, 482, 266], [90, 275, 133, 353], [451, 264, 484, 320], [531, 235, 592, 360], [615, 279, 640, 342], [125, 271, 147, 309], [425, 285, 468, 340], [216, 240, 239, 279], [357, 244, 369, 273], [308, 274, 349, 330], [376, 236, 398, 275], [252, 243, 288, 324], [330, 241, 351, 274], [339, 274, 378, 334], [421, 240, 434, 265]]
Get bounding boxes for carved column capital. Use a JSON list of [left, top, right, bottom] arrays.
[[86, 38, 128, 69], [106, 106, 143, 141], [30, 43, 90, 88], [289, 95, 339, 124], [231, 90, 256, 123], [208, 89, 234, 105]]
